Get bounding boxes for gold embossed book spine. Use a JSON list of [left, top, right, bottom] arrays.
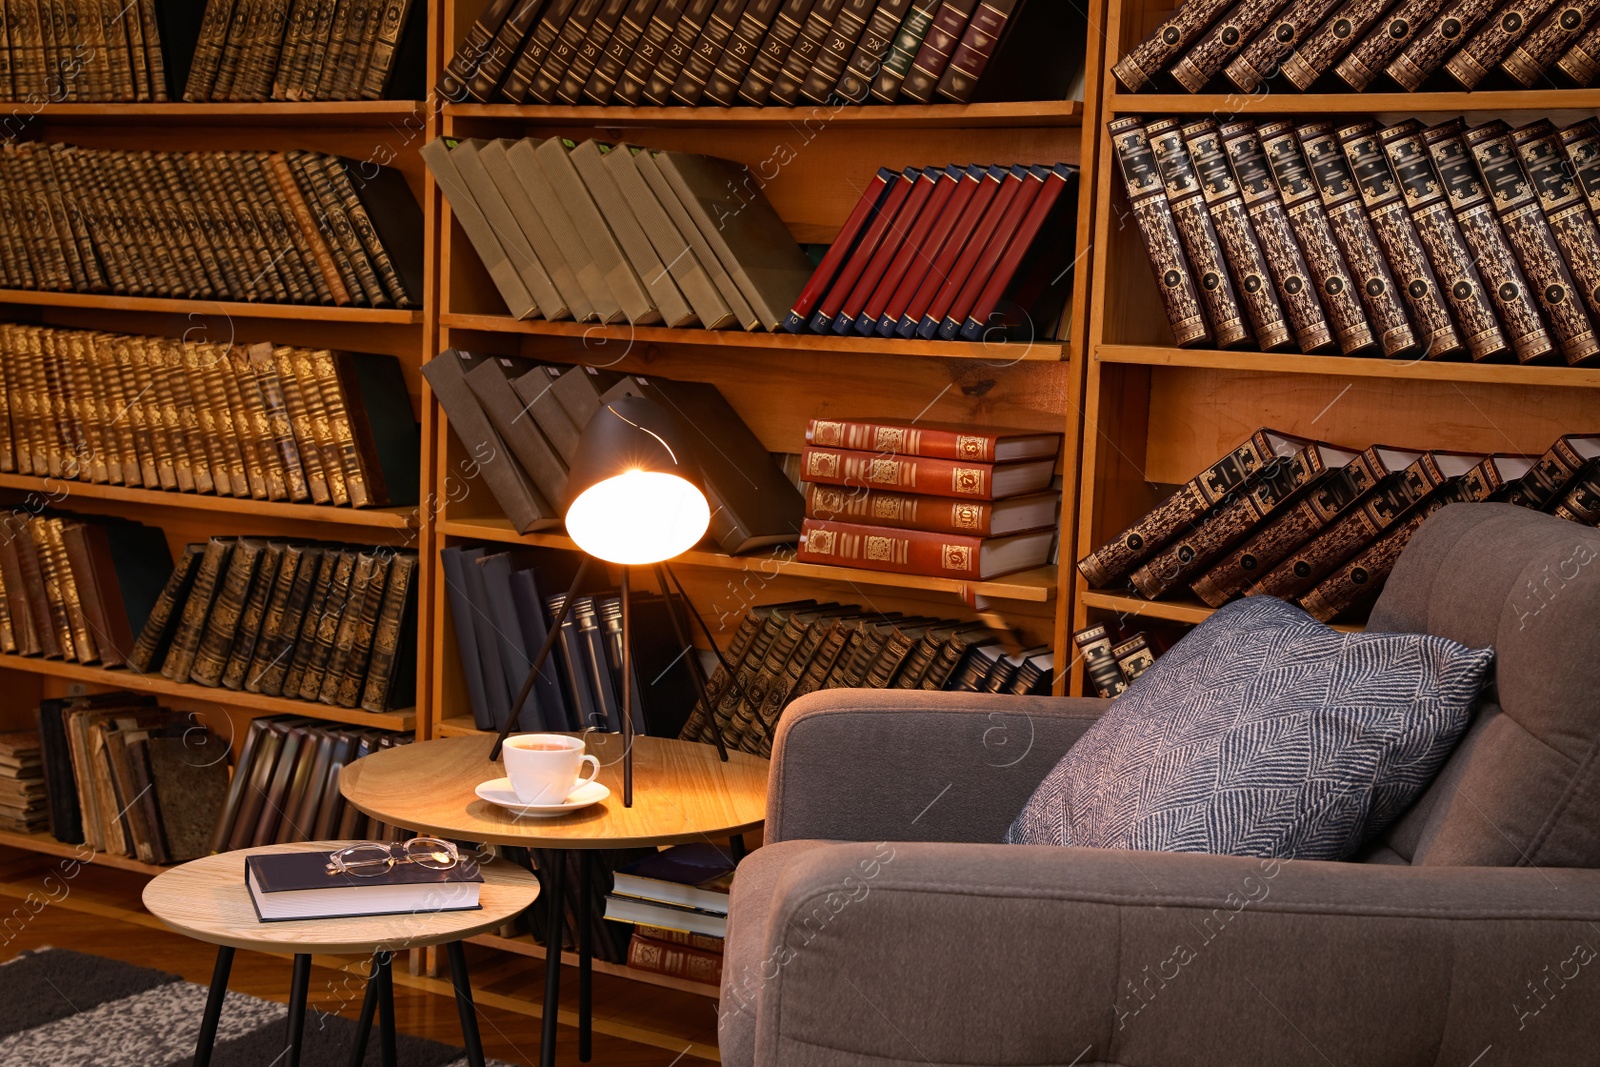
[[1334, 0, 1449, 88], [1441, 0, 1558, 87], [1383, 0, 1500, 90], [1112, 0, 1235, 90], [1226, 0, 1345, 91], [1170, 0, 1295, 91], [1513, 120, 1600, 337], [1506, 0, 1600, 84]]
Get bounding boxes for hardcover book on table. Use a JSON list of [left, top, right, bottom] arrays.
[[245, 848, 484, 921]]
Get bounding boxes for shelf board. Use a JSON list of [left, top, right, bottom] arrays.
[[438, 714, 482, 738], [22, 101, 426, 127], [445, 99, 1082, 128], [0, 289, 423, 324], [1080, 590, 1362, 632], [0, 828, 167, 876], [0, 653, 416, 730], [468, 932, 720, 999], [439, 516, 1059, 603], [440, 313, 1064, 361], [1096, 344, 1600, 387], [1107, 89, 1600, 115], [0, 474, 420, 530]]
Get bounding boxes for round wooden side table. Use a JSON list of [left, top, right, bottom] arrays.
[[338, 732, 769, 1067], [142, 839, 539, 1067]]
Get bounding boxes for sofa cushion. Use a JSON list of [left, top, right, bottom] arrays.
[[1366, 503, 1600, 867], [1007, 596, 1493, 859]]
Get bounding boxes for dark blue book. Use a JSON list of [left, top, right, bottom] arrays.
[[439, 546, 493, 730], [510, 566, 572, 731], [245, 848, 483, 921], [478, 552, 544, 732]]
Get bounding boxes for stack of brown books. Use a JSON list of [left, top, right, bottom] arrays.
[[1116, 0, 1600, 93], [422, 137, 812, 331], [36, 693, 231, 863], [676, 597, 1047, 756], [1077, 426, 1600, 623], [0, 144, 421, 308], [0, 329, 419, 509], [130, 539, 419, 712], [1112, 115, 1600, 368], [627, 923, 725, 984], [0, 732, 46, 833], [795, 417, 1060, 582], [438, 0, 1083, 108]]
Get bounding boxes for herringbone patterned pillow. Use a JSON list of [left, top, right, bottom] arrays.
[[1007, 597, 1494, 859]]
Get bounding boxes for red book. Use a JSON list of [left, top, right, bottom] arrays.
[[960, 163, 1078, 341], [894, 165, 1007, 337], [628, 932, 724, 984], [832, 169, 942, 333], [806, 483, 1060, 537], [935, 164, 1048, 339], [898, 0, 978, 102], [935, 0, 1020, 103], [800, 445, 1055, 500], [876, 164, 982, 335], [781, 167, 897, 332], [798, 517, 1055, 580], [858, 165, 962, 334], [808, 167, 920, 332], [805, 417, 1060, 462], [917, 164, 1029, 339]]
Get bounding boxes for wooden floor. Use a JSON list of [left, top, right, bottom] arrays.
[[0, 847, 721, 1065]]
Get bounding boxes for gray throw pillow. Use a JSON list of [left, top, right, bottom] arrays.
[[1007, 597, 1494, 859]]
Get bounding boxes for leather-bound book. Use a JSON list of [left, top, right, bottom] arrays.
[[247, 342, 311, 501], [160, 537, 233, 681], [1146, 118, 1252, 348], [536, 138, 661, 325], [438, 0, 520, 98], [288, 549, 355, 700], [183, 0, 234, 99], [1113, 0, 1234, 90], [783, 167, 898, 332], [251, 548, 326, 695], [0, 521, 40, 658], [222, 541, 286, 690], [933, 0, 1016, 102], [1334, 0, 1449, 89], [1421, 120, 1554, 365], [270, 347, 331, 504], [732, 0, 813, 102], [807, 416, 1060, 462], [1442, 0, 1556, 86], [1172, 0, 1297, 91], [797, 0, 875, 102], [140, 732, 224, 863], [1465, 121, 1600, 366], [362, 0, 423, 99], [190, 539, 265, 686], [765, 0, 846, 103], [569, 140, 694, 327], [1226, 0, 1345, 90], [359, 550, 417, 711], [527, 0, 609, 103], [1072, 624, 1126, 699], [284, 348, 346, 506], [447, 137, 565, 320], [1109, 120, 1212, 348], [833, 0, 910, 102], [1336, 120, 1464, 359], [1182, 118, 1294, 350], [62, 519, 168, 668], [808, 482, 1056, 535], [893, 165, 1006, 337], [1191, 444, 1412, 607], [465, 352, 570, 507], [324, 157, 421, 308], [249, 722, 310, 845], [1279, 0, 1391, 87], [1501, 434, 1600, 508], [1129, 438, 1348, 600], [615, 0, 692, 104], [320, 552, 382, 704], [559, 0, 635, 102], [38, 520, 94, 663], [855, 166, 954, 333], [639, 0, 720, 103], [127, 543, 204, 673], [896, 0, 975, 101], [670, 0, 751, 104], [1378, 121, 1506, 361], [748, 605, 852, 752], [1505, 0, 1600, 84], [1557, 120, 1600, 304], [801, 445, 1054, 500], [678, 604, 768, 742], [1384, 0, 1500, 89], [1220, 121, 1334, 352], [584, 0, 663, 102], [1551, 461, 1600, 523], [1514, 119, 1600, 333], [1555, 11, 1600, 79], [1077, 427, 1304, 588], [815, 169, 920, 332], [870, 0, 936, 100], [922, 164, 1041, 339]]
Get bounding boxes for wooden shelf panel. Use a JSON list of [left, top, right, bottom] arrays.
[[24, 101, 426, 127], [0, 290, 423, 324], [0, 474, 420, 531], [0, 828, 167, 876], [446, 99, 1082, 128], [441, 313, 1065, 361], [1080, 590, 1362, 632], [438, 516, 1059, 603], [1107, 89, 1600, 115], [468, 932, 720, 999], [438, 714, 482, 738], [1097, 344, 1600, 387], [0, 653, 416, 731]]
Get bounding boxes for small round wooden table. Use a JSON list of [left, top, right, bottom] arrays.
[[142, 839, 539, 1067], [338, 733, 769, 1067]]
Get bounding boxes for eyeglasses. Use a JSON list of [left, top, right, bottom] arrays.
[[325, 838, 460, 878]]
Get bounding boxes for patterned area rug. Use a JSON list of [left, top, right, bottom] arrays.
[[0, 948, 517, 1066]]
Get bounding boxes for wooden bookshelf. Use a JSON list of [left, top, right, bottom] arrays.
[[16, 101, 429, 127], [1071, 0, 1600, 694], [444, 99, 1084, 127], [0, 290, 423, 324], [0, 828, 168, 876], [468, 931, 721, 999]]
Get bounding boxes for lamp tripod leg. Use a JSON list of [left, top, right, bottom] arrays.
[[491, 557, 593, 761], [620, 567, 633, 808], [654, 563, 731, 762]]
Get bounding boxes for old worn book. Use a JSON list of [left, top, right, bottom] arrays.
[[159, 537, 232, 681], [320, 552, 382, 704], [189, 538, 267, 687], [359, 550, 417, 711], [250, 549, 327, 696], [126, 543, 204, 673], [800, 445, 1054, 500], [799, 518, 1052, 580]]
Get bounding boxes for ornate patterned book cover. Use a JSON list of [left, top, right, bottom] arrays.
[[1112, 0, 1234, 90], [1171, 0, 1295, 91], [1508, 0, 1597, 83], [1555, 12, 1600, 79], [1384, 0, 1502, 89], [1513, 119, 1600, 331], [1227, 0, 1345, 90], [1334, 0, 1449, 88], [1442, 0, 1558, 87]]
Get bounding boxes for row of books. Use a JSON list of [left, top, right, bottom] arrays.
[[678, 599, 1046, 757], [0, 731, 44, 833], [36, 694, 230, 864], [131, 538, 419, 712], [1116, 0, 1600, 94], [440, 0, 1081, 108], [1115, 114, 1600, 367], [424, 137, 811, 331], [425, 350, 803, 549], [0, 144, 422, 308], [209, 716, 411, 855], [0, 328, 419, 508], [1078, 427, 1600, 623], [0, 512, 169, 667], [0, 0, 169, 102], [781, 162, 1078, 342], [1071, 624, 1168, 700], [182, 0, 426, 101], [442, 544, 699, 736]]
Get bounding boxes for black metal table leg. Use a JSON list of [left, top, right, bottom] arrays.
[[193, 945, 233, 1067], [446, 940, 487, 1067], [377, 952, 398, 1067], [347, 955, 382, 1067], [578, 853, 592, 1062], [286, 953, 311, 1067], [729, 834, 747, 862], [540, 850, 567, 1067]]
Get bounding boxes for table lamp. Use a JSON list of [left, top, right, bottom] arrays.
[[489, 395, 733, 805]]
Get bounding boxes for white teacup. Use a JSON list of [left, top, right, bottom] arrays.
[[502, 734, 601, 805]]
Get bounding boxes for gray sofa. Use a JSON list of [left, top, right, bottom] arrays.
[[719, 503, 1600, 1066]]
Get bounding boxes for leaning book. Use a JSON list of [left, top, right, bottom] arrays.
[[244, 850, 484, 921]]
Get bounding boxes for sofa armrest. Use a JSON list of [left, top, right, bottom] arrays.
[[765, 689, 1107, 845], [737, 841, 1600, 1067]]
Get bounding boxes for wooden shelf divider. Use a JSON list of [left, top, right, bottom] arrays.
[[445, 99, 1083, 127]]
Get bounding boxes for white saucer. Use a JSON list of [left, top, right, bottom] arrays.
[[475, 777, 610, 817]]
